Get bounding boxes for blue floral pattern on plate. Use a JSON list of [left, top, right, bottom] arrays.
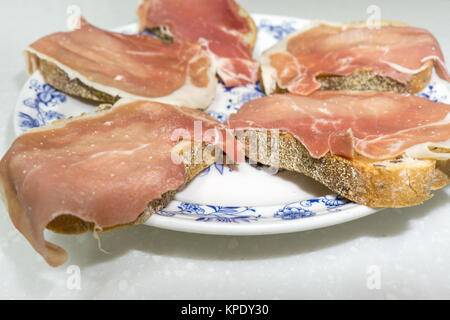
[[416, 81, 449, 102], [223, 82, 265, 113], [160, 202, 261, 223], [19, 79, 66, 130], [200, 163, 233, 176], [274, 196, 349, 220], [258, 19, 298, 40]]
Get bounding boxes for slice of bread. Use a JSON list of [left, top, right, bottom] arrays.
[[238, 130, 449, 208], [260, 20, 434, 95]]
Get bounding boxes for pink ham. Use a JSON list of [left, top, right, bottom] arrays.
[[228, 92, 450, 160], [137, 0, 258, 87], [263, 23, 450, 95], [26, 18, 216, 108], [0, 100, 236, 267]]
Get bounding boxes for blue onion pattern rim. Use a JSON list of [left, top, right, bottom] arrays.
[[14, 14, 449, 227], [159, 195, 351, 224], [159, 203, 261, 223]]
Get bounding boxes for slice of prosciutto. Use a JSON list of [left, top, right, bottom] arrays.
[[137, 0, 259, 87], [26, 18, 217, 109], [260, 22, 450, 95], [228, 92, 450, 160], [0, 100, 236, 267]]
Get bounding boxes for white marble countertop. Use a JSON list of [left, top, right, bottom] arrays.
[[0, 0, 449, 299]]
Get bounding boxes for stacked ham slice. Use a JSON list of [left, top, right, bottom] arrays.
[[138, 0, 259, 87]]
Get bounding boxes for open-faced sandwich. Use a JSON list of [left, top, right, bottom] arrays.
[[0, 99, 238, 266], [26, 18, 217, 109], [138, 0, 259, 87], [260, 21, 450, 95], [228, 92, 450, 208]]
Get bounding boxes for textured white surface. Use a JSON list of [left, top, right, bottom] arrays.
[[0, 0, 450, 299]]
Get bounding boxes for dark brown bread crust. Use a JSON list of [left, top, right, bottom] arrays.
[[46, 191, 176, 234], [37, 58, 120, 104]]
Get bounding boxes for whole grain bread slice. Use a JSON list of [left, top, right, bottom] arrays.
[[238, 130, 449, 208]]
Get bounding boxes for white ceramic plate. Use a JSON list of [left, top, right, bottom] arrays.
[[14, 14, 450, 235]]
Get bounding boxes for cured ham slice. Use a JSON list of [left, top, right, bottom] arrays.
[[228, 92, 450, 160], [260, 22, 450, 95], [26, 18, 217, 109], [137, 0, 259, 87], [0, 100, 237, 267]]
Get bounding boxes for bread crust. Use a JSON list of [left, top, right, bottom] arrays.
[[27, 52, 120, 104], [239, 130, 449, 208]]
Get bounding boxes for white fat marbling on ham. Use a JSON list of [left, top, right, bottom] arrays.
[[138, 0, 258, 87], [26, 18, 217, 109], [0, 100, 233, 267], [228, 92, 450, 160], [260, 22, 450, 95]]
